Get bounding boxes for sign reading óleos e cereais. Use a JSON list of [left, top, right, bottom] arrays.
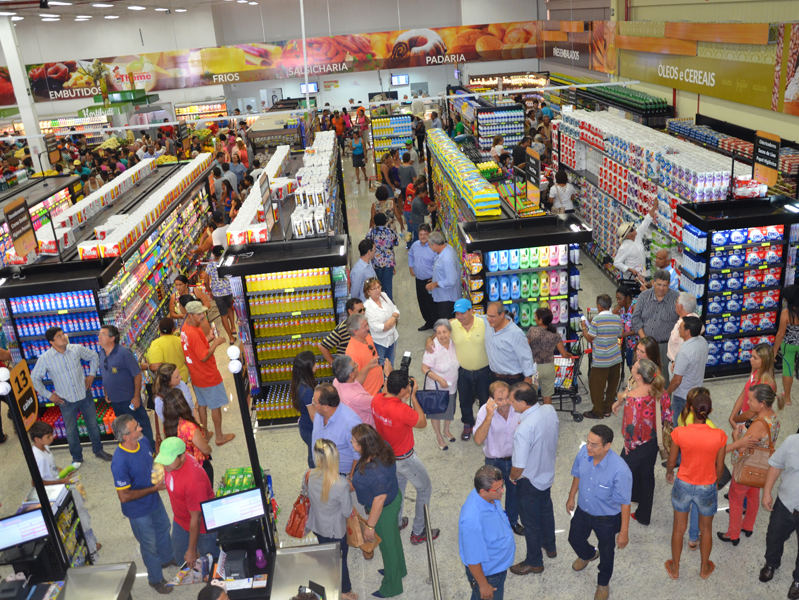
[[619, 51, 775, 111]]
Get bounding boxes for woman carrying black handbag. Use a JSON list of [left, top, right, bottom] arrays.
[[421, 319, 460, 450]]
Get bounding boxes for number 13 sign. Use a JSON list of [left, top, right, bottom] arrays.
[[10, 362, 37, 431]]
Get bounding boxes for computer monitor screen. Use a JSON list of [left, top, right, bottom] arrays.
[[391, 75, 409, 86], [201, 489, 265, 532], [0, 510, 48, 552], [300, 82, 318, 94]]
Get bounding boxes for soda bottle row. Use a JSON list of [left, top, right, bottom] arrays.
[[16, 311, 101, 338], [10, 291, 96, 315], [246, 269, 331, 292], [248, 292, 333, 315], [39, 401, 116, 438], [260, 361, 333, 382], [257, 338, 323, 360], [477, 110, 524, 124], [253, 315, 336, 338], [22, 335, 101, 361]]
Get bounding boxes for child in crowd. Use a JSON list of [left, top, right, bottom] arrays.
[[30, 421, 101, 559]]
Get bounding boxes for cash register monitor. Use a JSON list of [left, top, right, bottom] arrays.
[[0, 509, 48, 552], [201, 489, 265, 533]]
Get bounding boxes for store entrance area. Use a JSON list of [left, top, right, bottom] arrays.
[[0, 157, 796, 599]]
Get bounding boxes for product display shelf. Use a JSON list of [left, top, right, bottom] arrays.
[[219, 235, 350, 428], [458, 215, 591, 348], [371, 114, 413, 169], [677, 197, 799, 377], [175, 100, 228, 125]]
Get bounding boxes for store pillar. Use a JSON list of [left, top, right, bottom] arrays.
[[0, 17, 49, 170]]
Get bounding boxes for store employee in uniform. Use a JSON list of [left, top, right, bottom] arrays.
[[99, 325, 155, 449], [613, 205, 657, 290]]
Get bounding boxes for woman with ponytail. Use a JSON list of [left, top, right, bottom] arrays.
[[527, 306, 574, 405], [720, 383, 783, 546], [611, 358, 671, 526], [728, 343, 777, 429], [666, 391, 728, 580]]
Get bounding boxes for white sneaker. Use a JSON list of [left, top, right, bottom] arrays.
[[71, 462, 82, 471]]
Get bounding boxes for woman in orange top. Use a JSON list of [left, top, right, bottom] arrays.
[[665, 391, 728, 581], [234, 139, 249, 168], [163, 387, 214, 483]]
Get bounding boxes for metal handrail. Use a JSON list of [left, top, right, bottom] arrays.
[[423, 504, 442, 600]]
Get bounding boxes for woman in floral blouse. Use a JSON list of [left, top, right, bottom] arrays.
[[611, 358, 671, 526], [366, 212, 399, 300]]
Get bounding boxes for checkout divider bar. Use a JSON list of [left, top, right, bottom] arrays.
[[423, 504, 442, 600]]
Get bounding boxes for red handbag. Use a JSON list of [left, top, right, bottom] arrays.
[[285, 471, 311, 538]]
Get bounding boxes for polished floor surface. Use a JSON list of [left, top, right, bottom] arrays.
[[1, 152, 798, 600]]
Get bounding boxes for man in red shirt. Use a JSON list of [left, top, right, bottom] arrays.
[[372, 370, 439, 545], [159, 118, 175, 139], [332, 110, 346, 151], [181, 301, 235, 446], [345, 314, 386, 396], [155, 437, 219, 566]]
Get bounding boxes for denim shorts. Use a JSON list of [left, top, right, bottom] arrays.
[[193, 382, 229, 409], [671, 477, 718, 516]]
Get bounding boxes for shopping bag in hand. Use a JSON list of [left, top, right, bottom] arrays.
[[285, 471, 311, 538], [346, 508, 381, 552]]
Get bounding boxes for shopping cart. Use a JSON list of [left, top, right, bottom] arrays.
[[552, 347, 590, 422]]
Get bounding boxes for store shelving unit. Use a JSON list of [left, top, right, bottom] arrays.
[[0, 161, 214, 446], [175, 99, 228, 126], [677, 196, 799, 377], [15, 116, 109, 147], [446, 85, 525, 158], [371, 114, 413, 170]]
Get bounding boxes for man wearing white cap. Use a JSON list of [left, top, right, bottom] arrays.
[[613, 205, 657, 288], [181, 301, 236, 447]]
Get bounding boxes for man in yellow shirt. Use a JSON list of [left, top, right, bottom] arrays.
[[141, 318, 189, 383]]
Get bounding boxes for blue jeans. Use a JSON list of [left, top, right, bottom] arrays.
[[465, 567, 507, 600], [457, 366, 491, 427], [171, 520, 219, 565], [60, 390, 104, 463], [671, 395, 686, 427], [128, 496, 174, 584], [374, 266, 394, 300], [671, 478, 718, 516], [299, 424, 314, 469], [409, 222, 421, 244], [485, 457, 518, 526], [112, 401, 154, 450], [375, 342, 396, 366], [569, 506, 621, 586], [316, 534, 351, 593], [516, 479, 556, 568]]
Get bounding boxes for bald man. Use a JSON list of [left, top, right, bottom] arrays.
[[654, 249, 678, 291]]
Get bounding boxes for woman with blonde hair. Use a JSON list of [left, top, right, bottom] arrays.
[[720, 384, 783, 546], [151, 362, 204, 446], [489, 135, 504, 161], [728, 343, 776, 428], [234, 138, 249, 168], [307, 439, 356, 600], [612, 358, 670, 526]]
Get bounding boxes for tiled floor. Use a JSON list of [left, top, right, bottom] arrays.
[[2, 154, 798, 600]]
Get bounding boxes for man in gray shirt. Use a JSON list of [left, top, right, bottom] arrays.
[[212, 166, 224, 205], [484, 302, 536, 386], [665, 315, 707, 425], [430, 111, 443, 129], [761, 434, 799, 598], [221, 163, 238, 192], [631, 269, 680, 385], [350, 239, 376, 302]]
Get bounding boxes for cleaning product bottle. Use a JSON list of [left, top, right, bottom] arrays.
[[549, 271, 559, 297], [500, 276, 510, 301], [520, 273, 530, 298], [559, 299, 569, 323], [539, 271, 549, 297], [530, 273, 540, 297], [539, 246, 549, 267], [520, 247, 530, 269], [498, 250, 509, 271], [550, 300, 560, 323], [509, 303, 520, 324], [487, 251, 499, 272], [549, 245, 559, 266], [509, 248, 520, 270], [488, 276, 499, 301], [520, 303, 531, 327], [559, 270, 569, 295], [529, 246, 539, 267], [510, 275, 521, 299], [559, 244, 568, 266]]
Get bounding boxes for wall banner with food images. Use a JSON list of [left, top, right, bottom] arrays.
[[541, 21, 592, 70]]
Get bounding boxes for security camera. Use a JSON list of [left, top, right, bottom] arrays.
[[40, 0, 50, 8], [164, 8, 171, 13]]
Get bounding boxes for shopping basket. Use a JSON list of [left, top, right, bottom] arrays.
[[552, 343, 590, 422]]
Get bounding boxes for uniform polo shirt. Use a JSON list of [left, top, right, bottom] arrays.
[[451, 318, 489, 371], [100, 344, 141, 405], [570, 445, 632, 516], [111, 439, 158, 519], [371, 393, 419, 456], [458, 489, 515, 576]]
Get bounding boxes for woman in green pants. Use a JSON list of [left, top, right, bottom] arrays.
[[773, 284, 799, 406], [350, 424, 407, 597]]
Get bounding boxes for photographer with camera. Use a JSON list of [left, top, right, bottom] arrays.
[[372, 370, 439, 545]]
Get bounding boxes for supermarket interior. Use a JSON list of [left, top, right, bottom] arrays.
[[0, 1, 797, 599]]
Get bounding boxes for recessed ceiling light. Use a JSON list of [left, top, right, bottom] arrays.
[[40, 14, 59, 17], [249, 2, 257, 4], [75, 18, 88, 21], [11, 16, 23, 21], [42, 18, 60, 21], [128, 5, 146, 10], [92, 3, 113, 7], [0, 12, 16, 16], [155, 7, 169, 11], [174, 8, 187, 11], [75, 15, 92, 18], [48, 1, 73, 5], [104, 15, 119, 19]]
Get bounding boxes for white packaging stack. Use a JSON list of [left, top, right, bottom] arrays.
[[38, 226, 76, 254]]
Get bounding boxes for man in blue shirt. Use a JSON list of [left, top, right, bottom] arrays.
[[310, 384, 362, 476], [484, 302, 536, 386], [459, 465, 516, 600], [426, 230, 462, 319], [567, 425, 632, 600], [408, 223, 437, 331], [110, 414, 174, 594], [509, 382, 559, 576], [351, 239, 377, 302], [540, 102, 554, 119], [99, 325, 154, 449]]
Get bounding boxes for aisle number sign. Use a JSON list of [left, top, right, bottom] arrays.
[[10, 362, 37, 432], [753, 131, 781, 187]]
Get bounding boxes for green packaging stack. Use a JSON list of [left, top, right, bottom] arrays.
[[216, 466, 264, 497]]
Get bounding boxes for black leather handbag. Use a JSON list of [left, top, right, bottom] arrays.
[[416, 373, 450, 416]]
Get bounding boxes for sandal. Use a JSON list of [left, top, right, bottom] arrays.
[[699, 561, 716, 580], [664, 559, 678, 580], [688, 540, 699, 551]]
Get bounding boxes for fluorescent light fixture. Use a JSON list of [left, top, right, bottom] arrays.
[[127, 5, 146, 10], [75, 17, 88, 21], [48, 1, 73, 5], [92, 3, 113, 7], [787, 204, 799, 213], [11, 16, 23, 21], [42, 17, 60, 21], [104, 14, 119, 18], [0, 12, 16, 16], [40, 14, 59, 17], [154, 7, 169, 10], [75, 15, 92, 18], [249, 1, 258, 4], [174, 8, 187, 11], [570, 223, 581, 232]]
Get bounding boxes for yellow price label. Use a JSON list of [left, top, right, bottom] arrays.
[[762, 242, 770, 247], [733, 245, 742, 249], [759, 265, 768, 270], [723, 313, 730, 317], [503, 300, 512, 304], [291, 311, 301, 316], [713, 335, 722, 340], [57, 309, 68, 315], [292, 334, 301, 339], [721, 269, 730, 274], [722, 291, 731, 296], [285, 288, 295, 293]]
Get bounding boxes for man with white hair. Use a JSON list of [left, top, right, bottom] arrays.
[[666, 292, 703, 377], [344, 313, 384, 396], [331, 354, 380, 425]]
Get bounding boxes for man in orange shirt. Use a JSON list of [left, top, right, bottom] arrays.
[[332, 110, 346, 151], [345, 313, 389, 396]]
